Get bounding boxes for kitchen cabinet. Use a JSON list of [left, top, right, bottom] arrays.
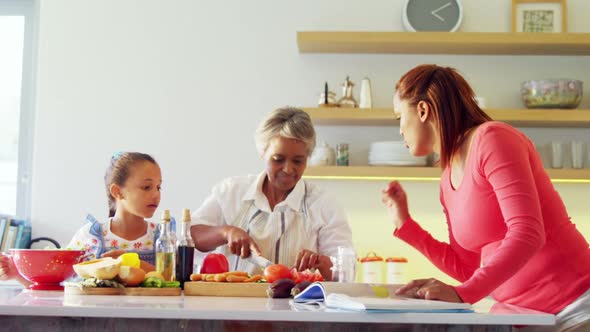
[[297, 32, 590, 182]]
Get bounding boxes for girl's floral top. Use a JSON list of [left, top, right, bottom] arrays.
[[67, 218, 158, 261]]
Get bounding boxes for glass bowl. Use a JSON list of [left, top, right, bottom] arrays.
[[520, 79, 583, 109]]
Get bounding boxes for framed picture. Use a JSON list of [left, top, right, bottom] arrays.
[[512, 0, 567, 33]]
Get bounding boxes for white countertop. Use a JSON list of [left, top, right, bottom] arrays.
[[0, 287, 554, 326]]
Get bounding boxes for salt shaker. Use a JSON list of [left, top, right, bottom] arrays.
[[359, 77, 373, 108]]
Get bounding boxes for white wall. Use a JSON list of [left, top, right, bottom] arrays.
[[31, 0, 590, 283]]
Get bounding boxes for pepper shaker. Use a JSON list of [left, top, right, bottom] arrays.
[[337, 76, 358, 108], [359, 77, 372, 108]]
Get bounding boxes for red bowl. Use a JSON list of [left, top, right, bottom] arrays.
[[9, 249, 85, 290]]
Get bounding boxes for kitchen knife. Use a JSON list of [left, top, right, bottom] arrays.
[[244, 252, 273, 269]]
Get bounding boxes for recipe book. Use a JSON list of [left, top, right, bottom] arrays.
[[293, 282, 473, 313]]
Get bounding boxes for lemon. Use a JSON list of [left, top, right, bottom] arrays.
[[145, 271, 164, 280], [370, 285, 390, 298], [118, 252, 140, 268]]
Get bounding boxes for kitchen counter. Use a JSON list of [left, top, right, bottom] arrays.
[[0, 286, 554, 331]]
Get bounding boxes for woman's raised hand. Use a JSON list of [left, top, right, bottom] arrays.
[[381, 180, 410, 229], [224, 226, 261, 258]]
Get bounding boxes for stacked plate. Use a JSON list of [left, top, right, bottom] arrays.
[[369, 141, 428, 166]]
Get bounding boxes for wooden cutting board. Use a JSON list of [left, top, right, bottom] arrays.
[[64, 284, 181, 296], [184, 282, 268, 297]]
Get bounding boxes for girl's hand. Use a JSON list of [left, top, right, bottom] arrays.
[[0, 254, 19, 281], [224, 226, 261, 258], [0, 254, 31, 287], [381, 181, 410, 229], [395, 278, 463, 303], [100, 249, 127, 259], [293, 249, 332, 281]]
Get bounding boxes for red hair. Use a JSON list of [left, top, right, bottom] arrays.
[[395, 64, 492, 169]]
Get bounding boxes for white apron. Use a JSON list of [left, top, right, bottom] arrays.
[[222, 183, 314, 275]]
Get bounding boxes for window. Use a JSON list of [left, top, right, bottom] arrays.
[[0, 0, 35, 218]]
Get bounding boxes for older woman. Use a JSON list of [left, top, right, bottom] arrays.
[[190, 107, 354, 280]]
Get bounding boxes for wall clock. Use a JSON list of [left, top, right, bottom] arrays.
[[402, 0, 463, 32]]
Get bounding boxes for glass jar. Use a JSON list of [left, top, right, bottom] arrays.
[[330, 246, 357, 282], [336, 143, 349, 166], [385, 257, 408, 285], [360, 251, 383, 284]]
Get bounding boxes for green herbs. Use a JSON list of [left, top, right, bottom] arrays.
[[140, 276, 179, 288], [80, 277, 124, 288]]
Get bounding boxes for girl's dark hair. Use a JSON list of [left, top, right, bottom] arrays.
[[105, 152, 157, 217], [395, 64, 492, 169]]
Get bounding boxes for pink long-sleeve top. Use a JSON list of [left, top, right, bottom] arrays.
[[395, 121, 590, 314]]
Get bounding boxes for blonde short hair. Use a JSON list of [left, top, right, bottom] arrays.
[[255, 107, 316, 157]]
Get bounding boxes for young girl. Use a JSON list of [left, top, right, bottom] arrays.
[[0, 152, 161, 286], [68, 151, 162, 272]]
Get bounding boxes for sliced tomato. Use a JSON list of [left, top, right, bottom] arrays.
[[291, 268, 324, 283]]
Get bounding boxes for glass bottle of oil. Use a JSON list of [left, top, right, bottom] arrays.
[[156, 209, 176, 281], [176, 208, 195, 288]]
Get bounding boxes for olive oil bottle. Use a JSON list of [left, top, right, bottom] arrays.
[[176, 208, 195, 288], [156, 209, 176, 281]]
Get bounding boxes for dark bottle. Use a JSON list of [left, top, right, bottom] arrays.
[[176, 208, 195, 288]]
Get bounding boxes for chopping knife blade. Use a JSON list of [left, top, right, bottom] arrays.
[[244, 252, 273, 269]]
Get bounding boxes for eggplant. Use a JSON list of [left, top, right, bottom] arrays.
[[291, 281, 312, 297], [266, 278, 296, 298]]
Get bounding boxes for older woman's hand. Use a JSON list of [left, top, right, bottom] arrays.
[[294, 249, 333, 281], [381, 180, 410, 229], [224, 226, 261, 258], [395, 278, 463, 303]]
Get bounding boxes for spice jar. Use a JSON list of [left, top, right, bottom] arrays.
[[360, 251, 383, 284], [385, 257, 408, 285], [336, 143, 349, 166]]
